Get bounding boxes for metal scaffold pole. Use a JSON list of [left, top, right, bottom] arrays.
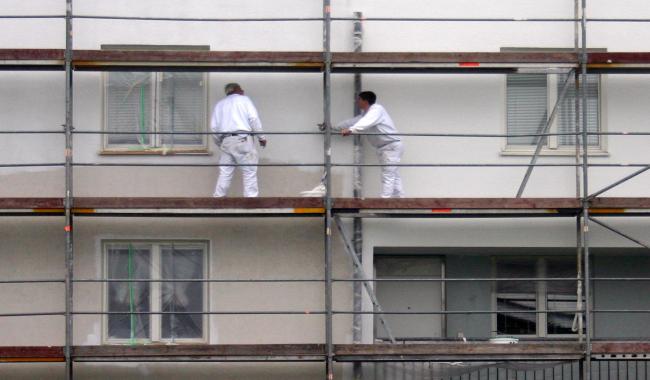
[[580, 1, 592, 379], [323, 1, 334, 379], [352, 10, 364, 380], [576, 216, 584, 343], [64, 0, 75, 379], [574, 0, 582, 198], [574, 0, 584, 349]]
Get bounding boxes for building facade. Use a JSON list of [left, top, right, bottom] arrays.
[[2, 1, 650, 379]]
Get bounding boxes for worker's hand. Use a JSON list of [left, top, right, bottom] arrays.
[[259, 138, 267, 148], [341, 128, 352, 136]]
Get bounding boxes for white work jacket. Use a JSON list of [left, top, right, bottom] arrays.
[[335, 103, 400, 148], [210, 94, 265, 144]]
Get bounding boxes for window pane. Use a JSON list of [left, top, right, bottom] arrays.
[[159, 73, 206, 146], [105, 73, 153, 146], [160, 244, 205, 339], [107, 244, 151, 340], [496, 258, 537, 335], [557, 74, 600, 146], [507, 74, 548, 145], [547, 257, 579, 335], [375, 256, 442, 340]]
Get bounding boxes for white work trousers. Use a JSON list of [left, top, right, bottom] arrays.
[[214, 136, 259, 197], [377, 141, 405, 198]]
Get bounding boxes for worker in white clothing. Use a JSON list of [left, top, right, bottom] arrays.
[[210, 83, 266, 197], [337, 91, 404, 198]]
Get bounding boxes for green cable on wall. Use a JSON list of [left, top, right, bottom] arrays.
[[139, 86, 147, 146]]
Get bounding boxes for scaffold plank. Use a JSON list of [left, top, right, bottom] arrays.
[[0, 49, 65, 70], [334, 52, 579, 64], [3, 49, 650, 73], [73, 197, 323, 209], [333, 197, 582, 209], [3, 342, 650, 362], [334, 343, 584, 361], [0, 346, 64, 363], [72, 50, 324, 72], [592, 342, 650, 355], [591, 197, 650, 209], [73, 344, 326, 358], [2, 197, 650, 217], [589, 52, 650, 73]]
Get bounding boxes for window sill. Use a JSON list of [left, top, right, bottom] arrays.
[[100, 148, 212, 156], [104, 340, 208, 345], [494, 334, 581, 339], [501, 148, 609, 157]]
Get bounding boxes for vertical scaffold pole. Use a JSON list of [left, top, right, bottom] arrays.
[[64, 0, 75, 379], [574, 0, 584, 347], [579, 1, 592, 379], [323, 0, 334, 379], [574, 0, 582, 197], [352, 10, 364, 380]]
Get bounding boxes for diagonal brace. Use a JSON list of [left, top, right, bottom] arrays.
[[517, 69, 575, 197], [333, 215, 397, 343], [589, 216, 650, 250], [587, 166, 650, 200]]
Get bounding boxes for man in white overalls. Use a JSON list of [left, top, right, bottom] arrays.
[[337, 91, 405, 198], [210, 83, 266, 197]]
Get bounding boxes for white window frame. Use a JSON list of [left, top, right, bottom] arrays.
[[102, 240, 209, 344], [501, 73, 608, 156], [491, 256, 581, 338], [101, 72, 210, 155]]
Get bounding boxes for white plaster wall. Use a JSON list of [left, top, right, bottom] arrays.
[[0, 217, 65, 346], [5, 0, 650, 51]]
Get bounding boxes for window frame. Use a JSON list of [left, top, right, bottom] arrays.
[[501, 73, 608, 156], [102, 240, 210, 345], [101, 71, 210, 155], [491, 256, 581, 338]]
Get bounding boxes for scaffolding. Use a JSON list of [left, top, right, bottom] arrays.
[[2, 1, 650, 380]]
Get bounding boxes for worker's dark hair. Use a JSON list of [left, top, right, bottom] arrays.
[[358, 91, 377, 105], [224, 82, 242, 95]]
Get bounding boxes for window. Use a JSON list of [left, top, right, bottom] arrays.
[[546, 257, 579, 335], [103, 71, 208, 153], [495, 258, 537, 335], [494, 256, 580, 337], [374, 255, 443, 340], [505, 73, 602, 153], [104, 241, 208, 343]]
